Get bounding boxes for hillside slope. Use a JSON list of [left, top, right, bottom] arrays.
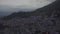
[[0, 0, 60, 34]]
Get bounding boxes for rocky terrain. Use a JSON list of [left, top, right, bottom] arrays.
[[0, 0, 60, 34]]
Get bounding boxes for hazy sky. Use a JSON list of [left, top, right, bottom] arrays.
[[0, 0, 56, 8], [0, 0, 56, 16]]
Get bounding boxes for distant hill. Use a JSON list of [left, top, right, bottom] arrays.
[[2, 0, 60, 20]]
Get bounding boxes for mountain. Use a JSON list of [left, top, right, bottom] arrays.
[[2, 0, 60, 20], [34, 0, 60, 17], [0, 0, 60, 33], [35, 0, 60, 12]]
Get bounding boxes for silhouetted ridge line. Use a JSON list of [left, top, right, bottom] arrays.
[[34, 0, 60, 17], [2, 0, 60, 20]]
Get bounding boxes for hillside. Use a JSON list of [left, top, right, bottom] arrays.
[[0, 0, 60, 34]]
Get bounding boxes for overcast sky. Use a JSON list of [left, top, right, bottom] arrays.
[[0, 0, 56, 8], [0, 0, 56, 16]]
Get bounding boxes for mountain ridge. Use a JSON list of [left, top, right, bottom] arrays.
[[2, 0, 60, 20]]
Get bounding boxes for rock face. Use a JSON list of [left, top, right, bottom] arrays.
[[0, 0, 60, 34]]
